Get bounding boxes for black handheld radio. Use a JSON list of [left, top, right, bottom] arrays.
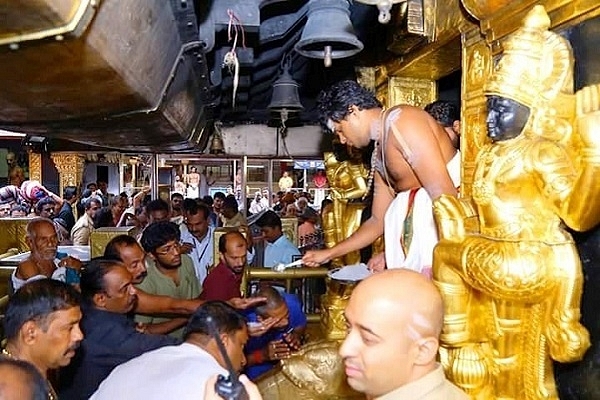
[[206, 316, 249, 400]]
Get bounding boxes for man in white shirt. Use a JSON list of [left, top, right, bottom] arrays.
[[90, 301, 249, 400], [341, 269, 468, 400]]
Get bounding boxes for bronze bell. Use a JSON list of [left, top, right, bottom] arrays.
[[295, 0, 364, 67], [268, 62, 304, 120], [209, 123, 225, 154]]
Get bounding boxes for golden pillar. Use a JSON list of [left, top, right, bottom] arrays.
[[387, 76, 437, 108], [28, 150, 42, 182], [51, 153, 86, 195]]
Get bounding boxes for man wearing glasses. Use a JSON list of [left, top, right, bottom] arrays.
[[137, 221, 201, 338], [71, 197, 102, 245]]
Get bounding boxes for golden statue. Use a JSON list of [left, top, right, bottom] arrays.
[[256, 340, 362, 400], [432, 6, 600, 399], [322, 150, 369, 266]]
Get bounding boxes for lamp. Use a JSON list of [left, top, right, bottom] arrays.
[[295, 0, 363, 67], [267, 56, 304, 126], [354, 0, 407, 24]]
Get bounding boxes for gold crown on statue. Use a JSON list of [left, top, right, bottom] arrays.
[[484, 5, 573, 108]]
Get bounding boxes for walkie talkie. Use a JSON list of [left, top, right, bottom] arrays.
[[206, 316, 249, 400]]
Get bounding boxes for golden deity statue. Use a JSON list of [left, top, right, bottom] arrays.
[[432, 6, 600, 399], [322, 150, 369, 266], [256, 340, 362, 400]]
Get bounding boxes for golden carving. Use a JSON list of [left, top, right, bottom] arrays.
[[433, 6, 598, 398], [281, 217, 298, 247], [460, 0, 514, 21], [0, 218, 30, 254], [256, 340, 362, 400], [320, 271, 361, 341], [51, 153, 86, 195], [322, 151, 369, 266], [28, 151, 42, 182], [387, 76, 437, 108], [90, 227, 138, 259]]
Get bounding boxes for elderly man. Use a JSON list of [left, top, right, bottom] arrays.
[[303, 80, 460, 276], [0, 358, 49, 400], [12, 218, 82, 292], [90, 301, 248, 400], [58, 258, 178, 400], [71, 196, 102, 245], [2, 279, 83, 400], [341, 269, 467, 399]]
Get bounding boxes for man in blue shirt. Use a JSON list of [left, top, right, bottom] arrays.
[[244, 285, 307, 379], [256, 210, 300, 268]]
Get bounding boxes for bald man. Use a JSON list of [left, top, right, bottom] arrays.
[[0, 358, 48, 400], [340, 269, 468, 400]]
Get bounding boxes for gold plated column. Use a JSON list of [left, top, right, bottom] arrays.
[[51, 153, 86, 195], [28, 150, 42, 182]]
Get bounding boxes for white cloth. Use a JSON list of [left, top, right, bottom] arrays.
[[186, 185, 199, 199], [180, 226, 215, 285], [11, 260, 66, 292], [90, 343, 227, 400], [384, 151, 461, 273]]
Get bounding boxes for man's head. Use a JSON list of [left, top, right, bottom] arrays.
[[4, 280, 82, 373], [86, 182, 97, 192], [190, 166, 198, 173], [141, 221, 182, 270], [339, 269, 443, 398], [97, 181, 108, 194], [424, 100, 461, 148], [104, 235, 148, 284], [0, 201, 11, 217], [109, 195, 127, 217], [256, 211, 283, 243], [485, 95, 530, 142], [171, 192, 184, 212], [213, 192, 226, 213], [80, 257, 138, 314], [35, 197, 55, 219], [184, 202, 211, 242], [0, 358, 48, 400], [63, 186, 78, 204], [9, 204, 28, 217], [218, 231, 247, 274], [84, 197, 102, 219], [254, 286, 289, 329], [184, 301, 248, 373], [26, 218, 58, 261], [317, 80, 382, 149], [222, 196, 239, 219], [145, 199, 170, 224], [6, 151, 16, 167]]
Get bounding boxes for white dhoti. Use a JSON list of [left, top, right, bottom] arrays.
[[186, 185, 199, 199], [383, 151, 461, 276]]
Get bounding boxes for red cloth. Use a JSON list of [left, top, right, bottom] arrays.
[[201, 261, 243, 301]]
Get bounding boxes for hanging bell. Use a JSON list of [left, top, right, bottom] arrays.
[[295, 0, 364, 67], [268, 63, 304, 119], [209, 133, 225, 154]]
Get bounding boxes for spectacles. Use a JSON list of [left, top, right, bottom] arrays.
[[154, 242, 181, 256]]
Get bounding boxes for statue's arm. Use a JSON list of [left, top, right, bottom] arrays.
[[559, 86, 600, 231], [339, 164, 367, 200]]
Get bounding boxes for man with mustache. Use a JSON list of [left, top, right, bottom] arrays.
[[340, 269, 467, 400], [12, 218, 82, 292], [58, 257, 177, 400], [136, 221, 201, 338], [2, 279, 83, 400]]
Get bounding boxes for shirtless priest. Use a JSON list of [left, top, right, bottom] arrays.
[[303, 80, 460, 276]]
